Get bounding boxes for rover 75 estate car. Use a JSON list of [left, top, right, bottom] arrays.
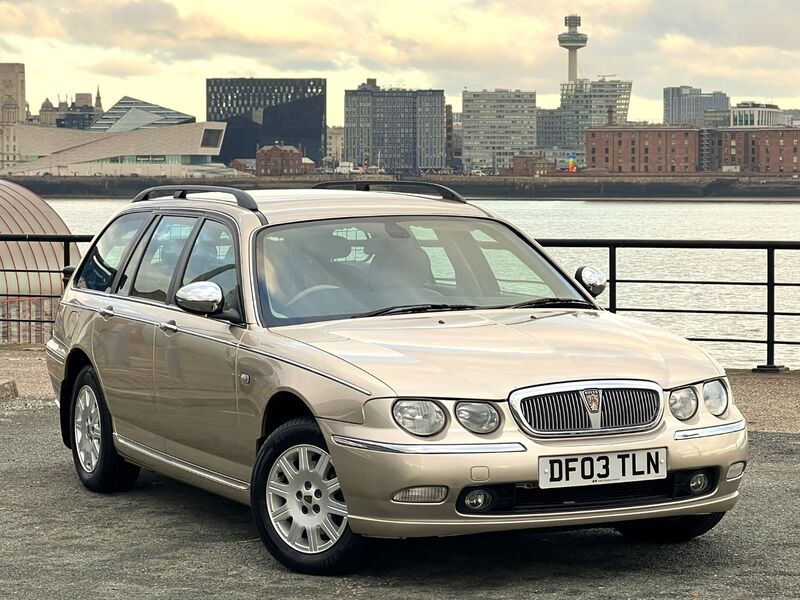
[[46, 182, 748, 574]]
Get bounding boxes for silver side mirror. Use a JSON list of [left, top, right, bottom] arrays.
[[575, 266, 607, 298], [175, 281, 224, 315]]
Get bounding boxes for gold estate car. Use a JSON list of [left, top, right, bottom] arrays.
[[46, 182, 748, 574]]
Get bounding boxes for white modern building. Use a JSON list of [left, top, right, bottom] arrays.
[[730, 102, 784, 127], [1, 121, 237, 177], [462, 89, 537, 173]]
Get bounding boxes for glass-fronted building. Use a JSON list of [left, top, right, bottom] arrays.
[[206, 78, 326, 166]]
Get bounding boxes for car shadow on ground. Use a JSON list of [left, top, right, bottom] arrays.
[[118, 469, 734, 585]]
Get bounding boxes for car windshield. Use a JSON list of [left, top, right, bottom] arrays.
[[255, 216, 588, 325]]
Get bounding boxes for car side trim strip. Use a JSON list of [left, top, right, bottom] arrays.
[[59, 299, 371, 396], [332, 435, 527, 454], [115, 435, 250, 491], [674, 419, 746, 440]]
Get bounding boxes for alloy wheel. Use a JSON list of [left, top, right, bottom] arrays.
[[266, 444, 348, 554], [74, 384, 102, 473]]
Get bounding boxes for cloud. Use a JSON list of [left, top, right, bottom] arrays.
[[3, 0, 800, 122], [88, 57, 161, 78]]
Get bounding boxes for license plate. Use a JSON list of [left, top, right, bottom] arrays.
[[538, 447, 667, 489]]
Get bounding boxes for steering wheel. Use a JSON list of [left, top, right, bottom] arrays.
[[285, 285, 342, 308]]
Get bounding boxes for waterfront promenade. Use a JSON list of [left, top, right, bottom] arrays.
[[1, 345, 798, 599]]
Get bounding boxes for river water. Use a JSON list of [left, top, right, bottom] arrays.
[[45, 197, 800, 369]]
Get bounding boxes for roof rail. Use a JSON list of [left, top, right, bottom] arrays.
[[311, 180, 467, 203], [132, 185, 259, 211]]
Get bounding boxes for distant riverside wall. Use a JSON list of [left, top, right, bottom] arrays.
[[9, 174, 800, 199]]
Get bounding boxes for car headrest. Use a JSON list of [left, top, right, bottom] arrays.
[[292, 233, 352, 261]]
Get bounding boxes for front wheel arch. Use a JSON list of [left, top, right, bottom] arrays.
[[259, 391, 315, 450]]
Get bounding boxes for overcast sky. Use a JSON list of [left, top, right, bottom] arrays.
[[2, 0, 799, 125]]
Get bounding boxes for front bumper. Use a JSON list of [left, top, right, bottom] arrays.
[[319, 413, 748, 538]]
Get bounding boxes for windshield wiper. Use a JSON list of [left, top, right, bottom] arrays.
[[497, 297, 596, 310], [351, 303, 480, 318]]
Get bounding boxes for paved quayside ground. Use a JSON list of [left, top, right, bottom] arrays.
[[0, 347, 798, 599]]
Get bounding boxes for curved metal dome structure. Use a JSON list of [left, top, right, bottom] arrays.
[[0, 179, 79, 343]]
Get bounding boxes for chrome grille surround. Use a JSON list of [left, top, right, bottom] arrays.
[[508, 380, 664, 438]]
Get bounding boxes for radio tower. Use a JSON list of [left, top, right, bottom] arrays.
[[558, 14, 588, 82]]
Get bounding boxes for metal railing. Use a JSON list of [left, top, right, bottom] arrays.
[[2, 233, 799, 370], [539, 239, 800, 372], [1, 234, 93, 339]]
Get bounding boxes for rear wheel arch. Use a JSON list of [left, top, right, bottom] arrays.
[[60, 348, 93, 448]]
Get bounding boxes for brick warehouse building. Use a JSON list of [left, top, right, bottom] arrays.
[[256, 144, 315, 176], [713, 128, 800, 174], [586, 126, 699, 173]]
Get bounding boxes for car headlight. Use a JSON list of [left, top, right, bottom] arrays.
[[669, 387, 698, 420], [455, 402, 500, 434], [392, 400, 446, 436], [703, 380, 729, 416]]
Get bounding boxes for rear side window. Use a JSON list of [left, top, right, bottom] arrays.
[[181, 220, 238, 313], [74, 212, 149, 292], [130, 216, 197, 303]]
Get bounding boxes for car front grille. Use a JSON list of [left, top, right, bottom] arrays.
[[513, 384, 662, 437]]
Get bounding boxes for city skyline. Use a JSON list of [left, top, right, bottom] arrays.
[[2, 0, 800, 125]]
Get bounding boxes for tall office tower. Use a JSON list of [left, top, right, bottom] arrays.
[[206, 78, 326, 165], [343, 78, 445, 172], [558, 15, 588, 82], [559, 77, 632, 149], [0, 63, 26, 124], [663, 86, 730, 126], [461, 89, 537, 173]]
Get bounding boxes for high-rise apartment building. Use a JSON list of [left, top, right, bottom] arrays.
[[344, 79, 445, 172], [0, 63, 26, 124], [461, 89, 537, 173], [206, 78, 326, 165], [663, 86, 730, 126], [557, 77, 632, 150]]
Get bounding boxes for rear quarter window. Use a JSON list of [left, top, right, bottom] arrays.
[[74, 212, 149, 293]]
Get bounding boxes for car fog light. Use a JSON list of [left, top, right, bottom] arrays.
[[456, 402, 500, 434], [669, 387, 699, 420], [727, 461, 746, 480], [392, 486, 448, 503], [689, 471, 710, 495], [464, 489, 492, 511]]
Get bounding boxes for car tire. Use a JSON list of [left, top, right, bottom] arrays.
[[250, 417, 371, 575], [615, 512, 726, 543], [69, 365, 140, 493]]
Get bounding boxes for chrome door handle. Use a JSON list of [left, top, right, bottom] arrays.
[[98, 306, 114, 319], [158, 320, 178, 333]]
